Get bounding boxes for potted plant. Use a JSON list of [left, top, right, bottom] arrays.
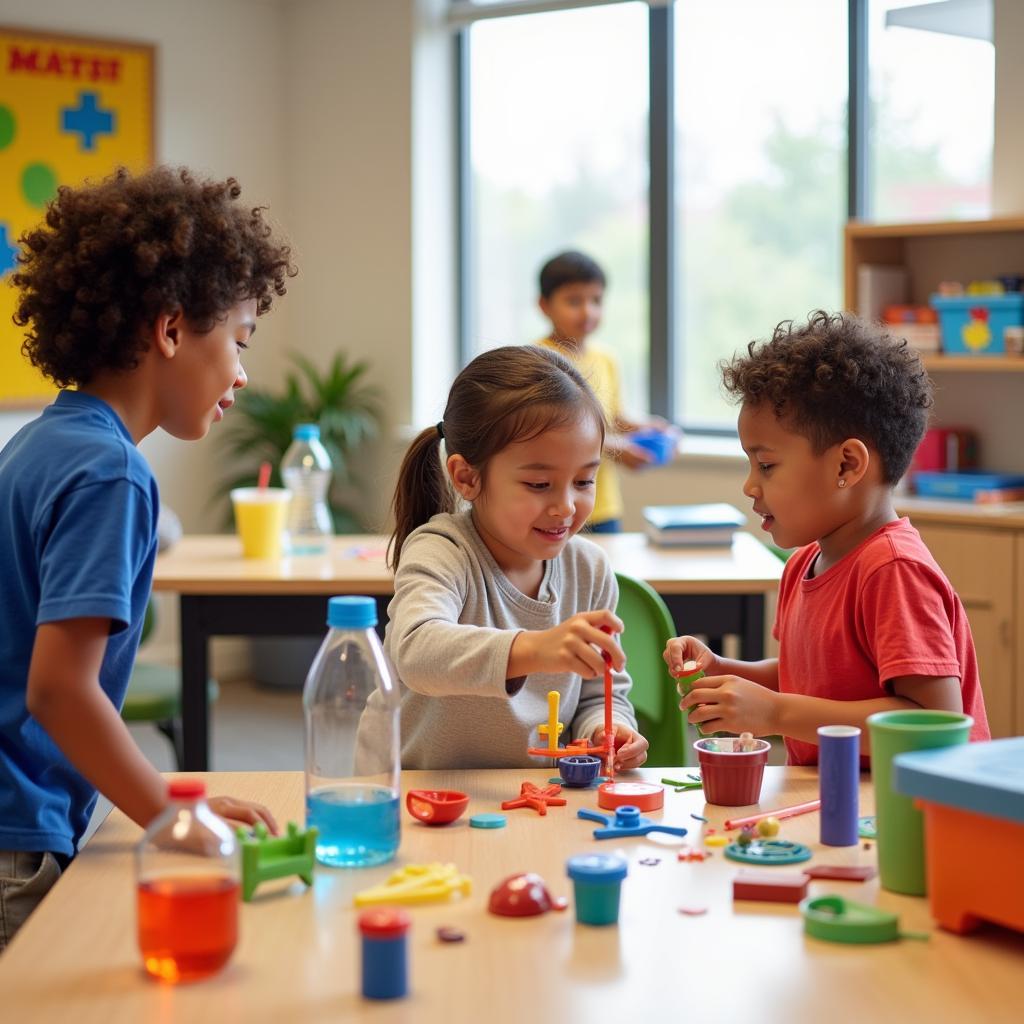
[[218, 351, 382, 531], [217, 352, 383, 689]]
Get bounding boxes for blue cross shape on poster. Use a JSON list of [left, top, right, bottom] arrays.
[[61, 91, 116, 151], [0, 223, 17, 276]]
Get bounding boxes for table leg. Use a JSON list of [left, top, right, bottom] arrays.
[[180, 596, 210, 771], [740, 594, 765, 661]]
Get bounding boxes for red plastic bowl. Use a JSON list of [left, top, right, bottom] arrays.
[[405, 789, 469, 825]]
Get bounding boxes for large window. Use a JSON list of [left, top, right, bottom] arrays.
[[465, 2, 650, 414], [868, 0, 993, 221], [456, 0, 996, 431], [673, 0, 847, 430]]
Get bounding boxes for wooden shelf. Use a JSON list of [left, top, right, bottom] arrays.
[[920, 355, 1024, 372]]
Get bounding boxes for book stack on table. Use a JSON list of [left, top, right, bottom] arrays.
[[642, 503, 747, 547]]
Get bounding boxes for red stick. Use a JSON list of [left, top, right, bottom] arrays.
[[601, 625, 615, 780], [257, 461, 272, 490], [724, 799, 821, 831]]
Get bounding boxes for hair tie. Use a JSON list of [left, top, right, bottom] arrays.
[[436, 421, 445, 440]]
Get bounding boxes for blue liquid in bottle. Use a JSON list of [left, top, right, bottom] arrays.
[[307, 783, 400, 867]]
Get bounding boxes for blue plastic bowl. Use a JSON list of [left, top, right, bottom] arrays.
[[631, 430, 675, 465]]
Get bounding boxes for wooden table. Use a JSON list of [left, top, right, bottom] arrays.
[[3, 768, 1021, 1022], [152, 533, 782, 770]]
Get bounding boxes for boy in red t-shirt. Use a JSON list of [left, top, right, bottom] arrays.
[[664, 310, 990, 764]]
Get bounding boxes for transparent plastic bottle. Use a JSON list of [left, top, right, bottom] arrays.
[[280, 423, 333, 554], [304, 596, 401, 867], [135, 780, 240, 983]]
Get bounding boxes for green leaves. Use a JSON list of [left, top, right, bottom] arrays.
[[215, 352, 383, 528]]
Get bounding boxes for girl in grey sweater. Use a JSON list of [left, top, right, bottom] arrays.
[[367, 345, 648, 771]]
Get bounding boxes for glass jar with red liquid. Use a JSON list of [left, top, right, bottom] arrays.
[[136, 780, 240, 983]]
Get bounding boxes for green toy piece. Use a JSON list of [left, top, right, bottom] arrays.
[[235, 821, 318, 902], [800, 895, 930, 944]]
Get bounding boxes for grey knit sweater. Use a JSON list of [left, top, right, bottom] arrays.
[[363, 511, 636, 770]]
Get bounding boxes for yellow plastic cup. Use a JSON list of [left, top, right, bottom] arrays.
[[230, 487, 291, 559]]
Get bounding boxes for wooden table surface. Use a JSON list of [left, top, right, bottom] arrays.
[[3, 768, 1022, 1023], [151, 531, 783, 597]]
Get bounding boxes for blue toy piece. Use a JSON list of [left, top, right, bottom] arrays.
[[558, 754, 603, 788], [577, 805, 688, 841]]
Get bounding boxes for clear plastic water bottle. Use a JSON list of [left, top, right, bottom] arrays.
[[281, 423, 333, 554], [135, 780, 240, 983], [303, 596, 401, 867]]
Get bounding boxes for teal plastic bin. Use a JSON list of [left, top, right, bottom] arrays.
[[930, 293, 1024, 356]]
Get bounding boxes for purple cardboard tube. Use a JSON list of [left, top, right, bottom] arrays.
[[818, 725, 860, 847]]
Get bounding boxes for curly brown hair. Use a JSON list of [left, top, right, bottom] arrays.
[[721, 310, 933, 483], [13, 166, 296, 387]]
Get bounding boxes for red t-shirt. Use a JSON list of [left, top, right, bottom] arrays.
[[773, 518, 990, 766]]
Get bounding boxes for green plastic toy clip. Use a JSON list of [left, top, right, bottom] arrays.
[[235, 821, 318, 902], [800, 895, 930, 944]]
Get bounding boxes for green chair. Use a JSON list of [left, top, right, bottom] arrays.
[[121, 601, 218, 769], [615, 572, 691, 767]]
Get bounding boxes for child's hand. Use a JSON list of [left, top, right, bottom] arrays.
[[664, 635, 720, 678], [616, 442, 654, 470], [511, 611, 625, 679], [208, 795, 279, 835], [679, 674, 781, 737], [591, 723, 649, 770]]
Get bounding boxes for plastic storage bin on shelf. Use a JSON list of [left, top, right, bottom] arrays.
[[893, 737, 1024, 936], [930, 293, 1024, 356], [912, 470, 1024, 501]]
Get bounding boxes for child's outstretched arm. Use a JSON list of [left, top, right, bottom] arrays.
[[664, 634, 779, 690], [27, 618, 277, 834], [678, 669, 963, 748]]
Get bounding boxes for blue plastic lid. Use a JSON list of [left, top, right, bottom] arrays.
[[892, 738, 1024, 825], [293, 423, 321, 441], [566, 853, 628, 883], [327, 596, 377, 629]]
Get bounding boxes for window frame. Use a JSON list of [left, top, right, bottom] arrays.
[[456, 0, 879, 430]]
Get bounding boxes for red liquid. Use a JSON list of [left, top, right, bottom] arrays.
[[137, 875, 239, 983]]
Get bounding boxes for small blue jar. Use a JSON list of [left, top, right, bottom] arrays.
[[566, 853, 628, 926], [358, 907, 411, 999]]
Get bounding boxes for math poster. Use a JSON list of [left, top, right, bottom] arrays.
[[0, 27, 154, 407]]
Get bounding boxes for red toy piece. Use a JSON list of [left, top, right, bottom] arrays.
[[488, 873, 569, 917], [406, 789, 469, 825], [802, 865, 877, 882], [732, 869, 809, 904], [500, 782, 566, 816]]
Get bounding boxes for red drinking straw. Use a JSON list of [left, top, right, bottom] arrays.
[[257, 461, 272, 490]]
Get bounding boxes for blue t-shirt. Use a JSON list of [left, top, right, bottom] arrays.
[[0, 391, 159, 856]]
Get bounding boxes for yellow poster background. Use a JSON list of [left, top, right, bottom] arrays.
[[0, 27, 154, 407]]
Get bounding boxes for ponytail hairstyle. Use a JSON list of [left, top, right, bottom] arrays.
[[388, 344, 605, 569]]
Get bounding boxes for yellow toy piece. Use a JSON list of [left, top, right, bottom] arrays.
[[704, 835, 729, 847], [353, 863, 472, 907], [536, 690, 565, 751]]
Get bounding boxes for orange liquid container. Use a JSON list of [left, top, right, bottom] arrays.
[[137, 875, 240, 982], [136, 779, 241, 984]]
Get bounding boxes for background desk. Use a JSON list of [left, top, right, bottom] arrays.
[[3, 768, 1021, 1022], [152, 533, 782, 770]]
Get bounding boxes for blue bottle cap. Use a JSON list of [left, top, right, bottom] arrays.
[[293, 423, 321, 440], [566, 853, 628, 883], [327, 596, 377, 629]]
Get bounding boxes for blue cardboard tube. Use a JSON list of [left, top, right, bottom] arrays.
[[819, 725, 860, 847]]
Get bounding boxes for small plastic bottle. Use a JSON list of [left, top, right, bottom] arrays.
[[136, 780, 240, 983], [303, 596, 401, 867], [280, 423, 333, 554]]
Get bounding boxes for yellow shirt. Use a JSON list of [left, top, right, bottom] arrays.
[[536, 337, 623, 525]]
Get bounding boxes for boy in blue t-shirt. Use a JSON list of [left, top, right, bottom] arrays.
[[0, 166, 295, 949]]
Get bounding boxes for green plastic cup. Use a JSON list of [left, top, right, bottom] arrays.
[[867, 709, 973, 896]]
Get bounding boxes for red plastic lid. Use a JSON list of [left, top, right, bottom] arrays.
[[168, 780, 206, 800], [358, 907, 412, 938]]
